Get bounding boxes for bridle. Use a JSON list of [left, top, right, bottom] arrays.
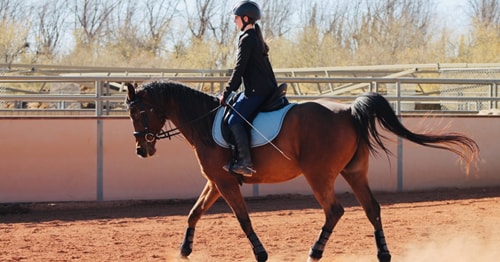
[[128, 98, 157, 142], [128, 97, 220, 142], [128, 97, 179, 142]]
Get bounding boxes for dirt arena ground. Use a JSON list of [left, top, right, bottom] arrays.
[[1, 186, 499, 262]]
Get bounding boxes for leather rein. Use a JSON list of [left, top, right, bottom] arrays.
[[128, 97, 221, 142]]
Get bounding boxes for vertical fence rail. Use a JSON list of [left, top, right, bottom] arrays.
[[492, 83, 498, 109], [96, 80, 104, 201], [395, 81, 404, 191]]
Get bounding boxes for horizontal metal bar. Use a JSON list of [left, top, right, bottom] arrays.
[[287, 95, 500, 101], [277, 77, 500, 85], [0, 95, 98, 100], [388, 96, 500, 102], [1, 63, 233, 74], [4, 62, 500, 74], [1, 94, 498, 102], [0, 95, 124, 101], [1, 76, 499, 84]]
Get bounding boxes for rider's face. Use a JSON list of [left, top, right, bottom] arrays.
[[234, 15, 244, 30]]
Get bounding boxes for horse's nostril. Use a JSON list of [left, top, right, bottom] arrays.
[[136, 148, 145, 156]]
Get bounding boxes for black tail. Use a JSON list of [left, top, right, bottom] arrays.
[[351, 92, 479, 172]]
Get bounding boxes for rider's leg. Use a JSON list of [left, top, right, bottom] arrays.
[[223, 94, 265, 176]]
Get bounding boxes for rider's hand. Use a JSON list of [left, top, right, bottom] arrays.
[[220, 90, 231, 106]]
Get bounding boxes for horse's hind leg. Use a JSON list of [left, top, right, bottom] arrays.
[[345, 180, 391, 262], [341, 150, 391, 262], [303, 173, 344, 261], [180, 181, 221, 257]]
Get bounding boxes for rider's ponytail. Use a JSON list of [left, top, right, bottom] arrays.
[[254, 23, 269, 55]]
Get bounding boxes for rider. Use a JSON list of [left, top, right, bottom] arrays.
[[221, 0, 278, 177]]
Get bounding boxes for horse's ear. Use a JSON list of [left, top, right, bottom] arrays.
[[125, 82, 136, 101]]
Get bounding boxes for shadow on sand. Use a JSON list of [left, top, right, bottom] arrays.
[[1, 186, 499, 223]]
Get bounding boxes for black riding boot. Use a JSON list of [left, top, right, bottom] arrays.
[[223, 124, 255, 176]]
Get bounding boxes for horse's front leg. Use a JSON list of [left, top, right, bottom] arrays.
[[217, 180, 268, 262], [180, 181, 220, 257]]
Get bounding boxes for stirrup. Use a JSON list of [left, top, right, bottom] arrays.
[[222, 163, 255, 177]]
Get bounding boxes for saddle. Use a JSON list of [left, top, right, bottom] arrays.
[[260, 83, 290, 112], [224, 82, 289, 114], [215, 83, 292, 148]]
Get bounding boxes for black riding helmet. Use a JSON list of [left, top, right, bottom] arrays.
[[232, 1, 261, 31]]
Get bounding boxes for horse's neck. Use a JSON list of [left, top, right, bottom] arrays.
[[167, 90, 217, 146]]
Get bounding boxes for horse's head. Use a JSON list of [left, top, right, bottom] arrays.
[[125, 83, 166, 158]]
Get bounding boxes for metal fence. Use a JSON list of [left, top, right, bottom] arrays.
[[0, 75, 499, 116], [1, 67, 499, 197]]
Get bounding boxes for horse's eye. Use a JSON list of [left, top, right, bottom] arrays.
[[129, 109, 140, 119]]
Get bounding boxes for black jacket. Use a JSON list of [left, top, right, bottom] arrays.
[[226, 29, 277, 97]]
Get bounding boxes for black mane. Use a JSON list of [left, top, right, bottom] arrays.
[[139, 80, 220, 146]]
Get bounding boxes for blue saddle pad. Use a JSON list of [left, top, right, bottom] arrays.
[[212, 103, 296, 148]]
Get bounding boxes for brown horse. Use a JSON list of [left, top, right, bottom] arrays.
[[125, 81, 478, 262]]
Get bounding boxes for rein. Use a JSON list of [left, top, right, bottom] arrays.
[[155, 105, 221, 140], [131, 96, 221, 142]]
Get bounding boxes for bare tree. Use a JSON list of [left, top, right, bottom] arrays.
[[143, 0, 180, 56], [205, 2, 238, 67], [73, 0, 119, 47], [184, 0, 217, 40], [207, 3, 234, 45], [32, 0, 69, 61], [107, 0, 180, 60], [0, 0, 26, 22], [460, 0, 500, 62], [298, 0, 353, 47], [352, 0, 435, 63], [467, 0, 500, 28], [0, 0, 31, 64], [260, 0, 293, 38], [105, 0, 140, 61]]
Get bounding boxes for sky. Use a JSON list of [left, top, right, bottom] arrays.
[[435, 0, 470, 29]]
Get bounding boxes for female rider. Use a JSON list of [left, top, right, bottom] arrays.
[[221, 1, 278, 176]]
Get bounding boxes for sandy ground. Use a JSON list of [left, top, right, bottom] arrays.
[[1, 186, 500, 262]]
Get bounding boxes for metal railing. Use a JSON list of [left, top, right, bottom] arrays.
[[1, 75, 499, 116], [1, 74, 498, 197]]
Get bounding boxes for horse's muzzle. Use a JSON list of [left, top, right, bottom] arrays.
[[136, 142, 156, 158]]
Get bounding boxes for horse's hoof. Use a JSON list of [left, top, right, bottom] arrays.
[[180, 245, 192, 257], [255, 250, 268, 262], [377, 252, 391, 262], [307, 257, 320, 262], [180, 250, 191, 257]]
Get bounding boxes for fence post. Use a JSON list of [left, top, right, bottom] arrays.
[[492, 82, 498, 109], [96, 80, 104, 201], [396, 81, 404, 192], [253, 184, 259, 197]]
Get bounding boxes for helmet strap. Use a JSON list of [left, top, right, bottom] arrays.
[[240, 16, 250, 31]]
